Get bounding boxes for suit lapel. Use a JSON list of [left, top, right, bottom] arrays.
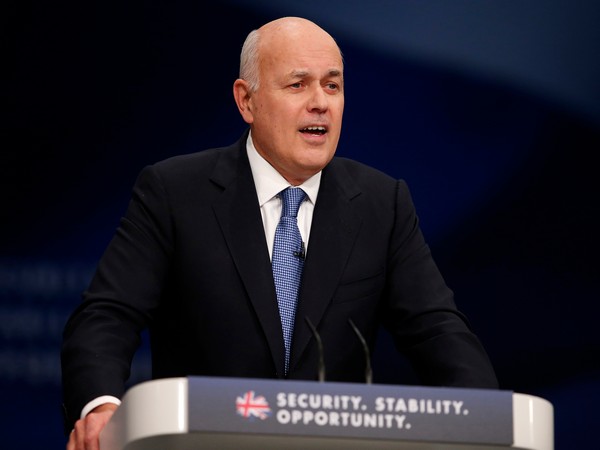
[[290, 161, 362, 372], [210, 136, 286, 377], [210, 139, 363, 378]]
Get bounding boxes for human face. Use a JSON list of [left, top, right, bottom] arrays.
[[235, 21, 344, 185]]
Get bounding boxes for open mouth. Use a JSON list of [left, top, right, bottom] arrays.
[[299, 126, 327, 136]]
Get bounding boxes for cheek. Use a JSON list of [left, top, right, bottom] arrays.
[[333, 102, 344, 122], [257, 103, 282, 126]]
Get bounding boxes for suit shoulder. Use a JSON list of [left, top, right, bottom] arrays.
[[329, 156, 400, 187], [140, 139, 241, 183], [152, 146, 225, 174]]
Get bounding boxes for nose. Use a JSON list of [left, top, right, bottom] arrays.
[[307, 85, 328, 113]]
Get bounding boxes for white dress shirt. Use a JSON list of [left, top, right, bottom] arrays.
[[246, 131, 321, 259]]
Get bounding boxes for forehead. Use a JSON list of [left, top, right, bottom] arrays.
[[260, 29, 343, 78]]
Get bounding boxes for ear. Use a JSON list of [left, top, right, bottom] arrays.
[[233, 79, 254, 124]]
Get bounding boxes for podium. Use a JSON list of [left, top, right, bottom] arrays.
[[100, 377, 553, 450]]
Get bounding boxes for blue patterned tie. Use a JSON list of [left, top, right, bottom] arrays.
[[272, 187, 306, 374]]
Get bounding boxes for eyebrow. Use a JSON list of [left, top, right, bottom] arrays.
[[289, 69, 342, 79]]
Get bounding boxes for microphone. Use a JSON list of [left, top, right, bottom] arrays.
[[304, 317, 326, 382], [293, 241, 306, 260], [348, 318, 373, 384]]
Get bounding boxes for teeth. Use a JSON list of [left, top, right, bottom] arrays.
[[303, 126, 326, 131]]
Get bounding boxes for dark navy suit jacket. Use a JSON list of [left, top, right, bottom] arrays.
[[61, 130, 497, 431]]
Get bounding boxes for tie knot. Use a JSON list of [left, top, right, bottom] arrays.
[[280, 187, 306, 218]]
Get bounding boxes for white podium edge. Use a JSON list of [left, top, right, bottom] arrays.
[[513, 391, 554, 450], [100, 378, 189, 450], [100, 377, 554, 450]]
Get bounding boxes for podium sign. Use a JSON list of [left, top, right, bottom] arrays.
[[189, 377, 513, 446], [100, 377, 553, 450]]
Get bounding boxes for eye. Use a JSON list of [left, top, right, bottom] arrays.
[[325, 82, 340, 92], [290, 82, 303, 89]]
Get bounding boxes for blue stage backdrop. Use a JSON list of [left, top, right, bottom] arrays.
[[3, 1, 599, 448]]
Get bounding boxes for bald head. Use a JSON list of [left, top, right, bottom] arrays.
[[239, 17, 343, 92], [259, 17, 338, 48]]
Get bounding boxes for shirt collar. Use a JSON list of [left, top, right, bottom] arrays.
[[246, 131, 321, 207]]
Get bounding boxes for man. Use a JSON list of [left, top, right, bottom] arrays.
[[62, 16, 498, 450]]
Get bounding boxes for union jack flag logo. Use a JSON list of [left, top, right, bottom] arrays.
[[236, 390, 272, 420]]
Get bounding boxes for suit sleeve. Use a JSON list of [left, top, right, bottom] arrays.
[[382, 180, 498, 388], [60, 164, 173, 432]]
